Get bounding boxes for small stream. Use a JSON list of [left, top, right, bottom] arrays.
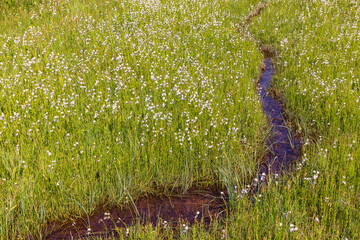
[[257, 58, 301, 179]]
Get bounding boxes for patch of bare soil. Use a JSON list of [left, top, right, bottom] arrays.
[[245, 3, 268, 23]]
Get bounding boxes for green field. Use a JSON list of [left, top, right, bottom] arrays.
[[1, 0, 359, 239]]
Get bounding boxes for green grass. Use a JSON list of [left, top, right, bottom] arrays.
[[242, 0, 360, 238], [0, 0, 267, 238], [1, 0, 359, 239]]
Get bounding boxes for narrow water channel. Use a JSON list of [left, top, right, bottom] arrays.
[[257, 58, 301, 179]]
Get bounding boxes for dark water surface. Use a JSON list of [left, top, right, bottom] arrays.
[[257, 58, 301, 178], [46, 58, 302, 239]]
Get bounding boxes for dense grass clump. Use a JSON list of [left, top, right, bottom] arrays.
[[0, 0, 267, 238]]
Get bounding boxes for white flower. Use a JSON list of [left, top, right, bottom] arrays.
[[182, 224, 189, 233], [289, 224, 298, 232]]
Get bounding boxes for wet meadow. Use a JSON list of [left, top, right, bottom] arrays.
[[0, 0, 359, 239]]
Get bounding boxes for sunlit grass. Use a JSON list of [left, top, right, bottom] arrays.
[[244, 0, 360, 238], [0, 0, 267, 238], [2, 0, 359, 239]]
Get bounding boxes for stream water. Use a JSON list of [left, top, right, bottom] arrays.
[[257, 58, 301, 179]]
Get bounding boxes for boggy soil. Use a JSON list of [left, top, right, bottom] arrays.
[[45, 58, 302, 239]]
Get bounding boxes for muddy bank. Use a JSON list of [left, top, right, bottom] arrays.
[[45, 58, 301, 239]]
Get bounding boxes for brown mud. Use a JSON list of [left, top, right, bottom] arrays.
[[245, 3, 268, 23], [45, 186, 227, 239], [45, 58, 302, 239]]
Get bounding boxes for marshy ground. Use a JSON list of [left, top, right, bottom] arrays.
[[46, 56, 303, 239], [1, 0, 359, 239]]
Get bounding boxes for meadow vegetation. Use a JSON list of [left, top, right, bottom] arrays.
[[0, 0, 267, 238], [238, 0, 360, 238], [0, 0, 359, 239]]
